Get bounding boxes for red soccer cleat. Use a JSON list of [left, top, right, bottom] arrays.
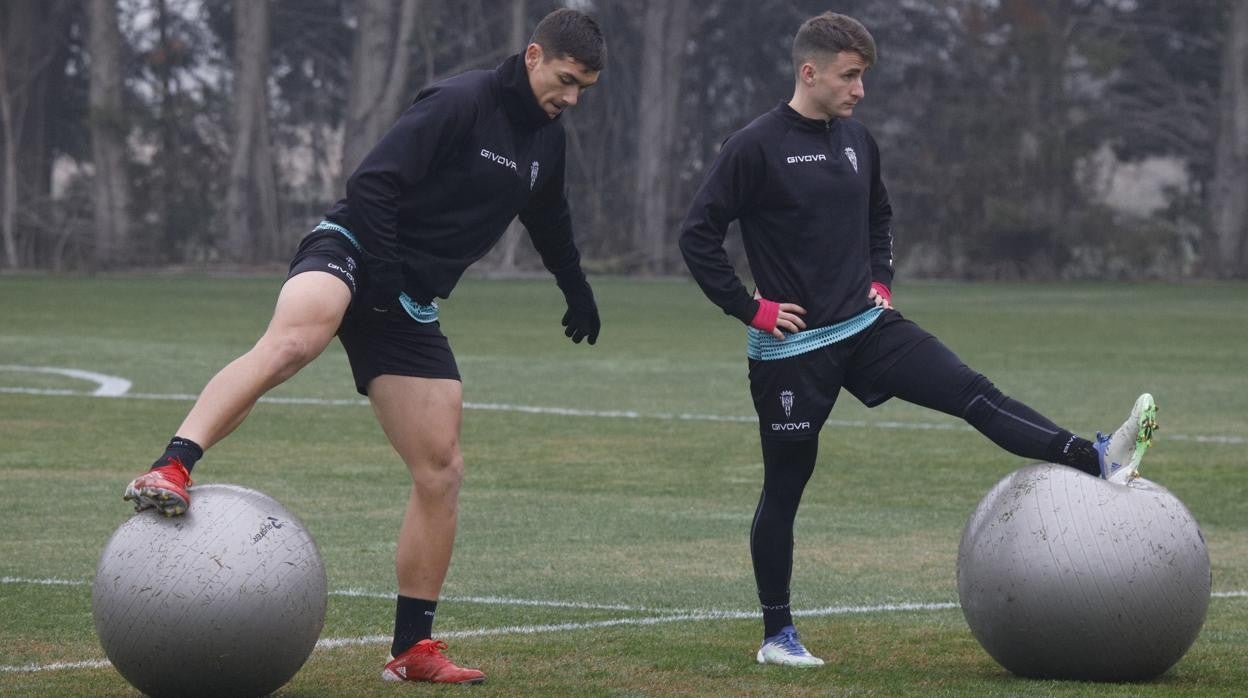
[[381, 639, 485, 685], [123, 460, 193, 516]]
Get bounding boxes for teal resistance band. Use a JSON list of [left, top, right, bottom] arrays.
[[399, 292, 439, 324], [747, 305, 884, 361], [314, 220, 361, 251], [314, 220, 439, 324]]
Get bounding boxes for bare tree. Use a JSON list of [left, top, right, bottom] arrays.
[[88, 0, 131, 269], [0, 0, 70, 269], [0, 29, 17, 270], [633, 0, 691, 273], [1211, 0, 1248, 277], [225, 0, 281, 262], [341, 0, 424, 181]]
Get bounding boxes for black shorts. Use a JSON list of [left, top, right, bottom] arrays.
[[286, 229, 459, 395], [288, 228, 362, 297], [749, 309, 966, 440]]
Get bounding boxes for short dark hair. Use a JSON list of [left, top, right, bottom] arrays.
[[792, 12, 876, 75], [530, 8, 607, 72]]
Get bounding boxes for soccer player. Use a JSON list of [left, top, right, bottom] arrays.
[[678, 12, 1157, 668], [123, 9, 606, 685]]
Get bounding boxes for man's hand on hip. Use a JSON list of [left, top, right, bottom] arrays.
[[751, 295, 807, 340], [868, 281, 892, 310]]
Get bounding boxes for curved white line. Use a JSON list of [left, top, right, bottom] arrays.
[[0, 365, 131, 397]]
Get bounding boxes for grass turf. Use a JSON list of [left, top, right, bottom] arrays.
[[1, 275, 1245, 696]]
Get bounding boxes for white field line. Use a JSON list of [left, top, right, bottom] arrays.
[[0, 576, 87, 586], [3, 583, 1245, 674], [0, 366, 131, 397], [2, 384, 1245, 445], [1, 659, 114, 673], [313, 602, 966, 649], [0, 578, 654, 613], [13, 575, 1244, 604], [330, 588, 661, 612]]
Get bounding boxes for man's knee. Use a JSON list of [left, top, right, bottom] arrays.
[[407, 446, 465, 500], [260, 333, 322, 378], [760, 436, 819, 499], [962, 376, 1005, 424]]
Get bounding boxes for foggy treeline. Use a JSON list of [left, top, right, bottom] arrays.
[[3, 0, 1247, 279]]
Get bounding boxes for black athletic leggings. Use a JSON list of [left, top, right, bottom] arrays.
[[750, 336, 1083, 601]]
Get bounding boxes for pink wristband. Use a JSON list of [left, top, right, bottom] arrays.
[[750, 298, 781, 332], [871, 281, 891, 304]]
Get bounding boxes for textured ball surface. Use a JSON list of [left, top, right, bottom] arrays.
[[957, 464, 1210, 682], [93, 484, 327, 697]]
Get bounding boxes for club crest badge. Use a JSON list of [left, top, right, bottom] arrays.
[[530, 161, 540, 190], [780, 390, 794, 418], [844, 147, 858, 173]]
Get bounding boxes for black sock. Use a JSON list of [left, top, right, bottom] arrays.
[[1048, 432, 1100, 476], [391, 595, 437, 657], [760, 592, 794, 638], [151, 436, 204, 474]]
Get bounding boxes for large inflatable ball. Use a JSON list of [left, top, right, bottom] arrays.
[[94, 484, 327, 697], [957, 464, 1210, 682]]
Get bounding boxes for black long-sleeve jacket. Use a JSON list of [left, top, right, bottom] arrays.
[[324, 53, 586, 304], [678, 102, 895, 329]]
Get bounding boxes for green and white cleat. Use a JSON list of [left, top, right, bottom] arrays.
[[756, 626, 825, 667], [1094, 393, 1159, 485]]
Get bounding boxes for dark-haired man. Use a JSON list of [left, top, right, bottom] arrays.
[[124, 8, 606, 684], [678, 11, 1156, 667]]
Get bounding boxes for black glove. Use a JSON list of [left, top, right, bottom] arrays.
[[560, 281, 600, 345]]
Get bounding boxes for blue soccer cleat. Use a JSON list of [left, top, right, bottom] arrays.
[[756, 625, 825, 667], [1094, 393, 1158, 484]]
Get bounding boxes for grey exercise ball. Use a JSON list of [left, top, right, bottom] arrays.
[[93, 484, 327, 697], [957, 464, 1210, 682]]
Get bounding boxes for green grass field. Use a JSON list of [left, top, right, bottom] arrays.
[[1, 275, 1246, 696]]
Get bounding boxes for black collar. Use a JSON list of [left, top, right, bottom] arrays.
[[496, 53, 554, 131], [776, 101, 835, 132]]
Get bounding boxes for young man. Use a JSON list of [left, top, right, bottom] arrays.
[[678, 12, 1157, 668], [123, 9, 606, 685]]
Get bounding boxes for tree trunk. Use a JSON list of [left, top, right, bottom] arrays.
[[225, 0, 280, 263], [0, 0, 66, 269], [88, 0, 130, 269], [154, 0, 175, 262], [633, 0, 691, 274], [0, 30, 17, 270], [341, 0, 422, 182], [1210, 0, 1248, 278]]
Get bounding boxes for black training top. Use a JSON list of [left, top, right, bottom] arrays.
[[678, 102, 895, 329], [324, 53, 585, 304]]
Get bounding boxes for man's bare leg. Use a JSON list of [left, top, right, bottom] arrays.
[[367, 374, 483, 684], [124, 272, 350, 515], [177, 272, 351, 448], [367, 375, 464, 599]]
